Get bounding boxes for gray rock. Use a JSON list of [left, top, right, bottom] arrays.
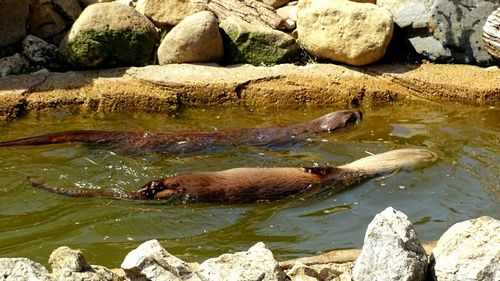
[[121, 239, 201, 281], [0, 258, 51, 281], [378, 0, 500, 65], [297, 0, 393, 66], [58, 2, 158, 67], [0, 53, 29, 77], [483, 8, 500, 61], [220, 16, 299, 65], [430, 216, 499, 281], [0, 0, 30, 47], [22, 35, 58, 68], [199, 242, 286, 281], [157, 11, 224, 64], [136, 0, 209, 28], [352, 207, 427, 281]]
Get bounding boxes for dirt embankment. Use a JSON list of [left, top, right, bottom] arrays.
[[0, 63, 499, 120]]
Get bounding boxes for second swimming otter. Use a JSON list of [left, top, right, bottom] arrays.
[[0, 110, 362, 153]]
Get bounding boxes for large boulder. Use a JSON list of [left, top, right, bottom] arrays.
[[297, 0, 393, 66], [0, 0, 30, 47], [157, 11, 224, 64], [430, 216, 499, 281], [199, 242, 286, 281], [220, 16, 299, 65], [0, 258, 51, 281], [377, 0, 500, 65], [121, 239, 201, 281], [352, 207, 428, 281], [483, 8, 500, 61], [136, 0, 209, 28], [58, 2, 158, 68]]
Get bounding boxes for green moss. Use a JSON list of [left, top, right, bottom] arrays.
[[220, 20, 299, 66], [59, 27, 158, 68]]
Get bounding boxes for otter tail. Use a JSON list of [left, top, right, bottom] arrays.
[[0, 130, 129, 147], [339, 148, 438, 175], [26, 176, 139, 199]]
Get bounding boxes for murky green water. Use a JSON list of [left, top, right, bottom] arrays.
[[0, 103, 498, 268]]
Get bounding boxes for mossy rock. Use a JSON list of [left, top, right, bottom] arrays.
[[220, 17, 299, 66], [59, 2, 158, 68]]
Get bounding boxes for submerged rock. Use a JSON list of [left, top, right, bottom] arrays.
[[352, 207, 427, 281], [430, 216, 499, 281], [0, 258, 51, 281], [121, 239, 201, 281], [58, 2, 158, 68], [158, 11, 224, 64], [199, 242, 286, 281], [220, 16, 299, 65], [297, 0, 393, 66]]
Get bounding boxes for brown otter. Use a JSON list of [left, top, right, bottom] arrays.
[[27, 148, 437, 203], [0, 110, 361, 153]]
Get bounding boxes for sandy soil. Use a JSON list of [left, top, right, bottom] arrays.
[[0, 62, 498, 120]]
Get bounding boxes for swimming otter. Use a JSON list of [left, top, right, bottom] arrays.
[[27, 148, 437, 203], [0, 110, 361, 153]]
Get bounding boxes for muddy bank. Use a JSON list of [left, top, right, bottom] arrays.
[[0, 63, 499, 120]]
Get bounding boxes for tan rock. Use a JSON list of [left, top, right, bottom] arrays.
[[297, 0, 393, 65], [79, 0, 114, 7], [257, 0, 290, 8], [158, 11, 223, 64], [483, 8, 500, 61], [0, 0, 30, 46], [136, 0, 209, 28]]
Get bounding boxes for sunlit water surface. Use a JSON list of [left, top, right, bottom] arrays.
[[0, 103, 498, 268]]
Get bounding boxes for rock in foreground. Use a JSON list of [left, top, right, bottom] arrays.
[[352, 207, 428, 281], [430, 216, 499, 281], [199, 242, 286, 281]]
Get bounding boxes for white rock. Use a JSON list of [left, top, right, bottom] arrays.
[[483, 8, 500, 61], [199, 242, 286, 281], [122, 239, 201, 281], [297, 0, 393, 66], [430, 216, 499, 281], [352, 207, 427, 281], [0, 258, 51, 281], [157, 11, 223, 64]]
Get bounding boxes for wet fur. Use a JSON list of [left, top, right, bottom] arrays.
[[27, 149, 437, 203], [0, 110, 362, 153]]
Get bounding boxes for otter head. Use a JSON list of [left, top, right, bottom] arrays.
[[318, 110, 362, 132], [136, 177, 185, 200]]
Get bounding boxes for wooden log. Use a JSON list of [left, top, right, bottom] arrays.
[[483, 8, 500, 61], [207, 0, 286, 29]]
